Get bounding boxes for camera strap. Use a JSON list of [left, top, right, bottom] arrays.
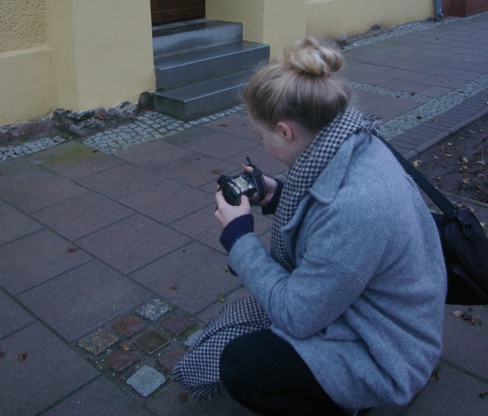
[[246, 157, 267, 206]]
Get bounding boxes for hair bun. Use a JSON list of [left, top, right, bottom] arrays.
[[284, 37, 343, 77]]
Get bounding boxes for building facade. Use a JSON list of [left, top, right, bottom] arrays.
[[0, 0, 453, 126]]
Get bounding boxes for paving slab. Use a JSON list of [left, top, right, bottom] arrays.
[[403, 363, 488, 416], [0, 157, 49, 190], [0, 323, 98, 416], [0, 289, 35, 339], [75, 163, 165, 200], [145, 382, 256, 416], [0, 173, 88, 213], [180, 131, 259, 159], [0, 203, 43, 245], [42, 377, 152, 416], [32, 191, 134, 240], [76, 214, 190, 274], [223, 144, 289, 176], [120, 179, 214, 225], [18, 260, 152, 342], [27, 140, 124, 179], [442, 305, 488, 379], [131, 242, 241, 315], [113, 138, 194, 171], [0, 228, 91, 294], [155, 154, 239, 188]]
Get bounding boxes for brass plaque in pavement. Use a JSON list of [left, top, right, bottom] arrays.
[[134, 331, 170, 355]]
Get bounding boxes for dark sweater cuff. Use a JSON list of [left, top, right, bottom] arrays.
[[220, 214, 254, 254], [262, 179, 284, 216]]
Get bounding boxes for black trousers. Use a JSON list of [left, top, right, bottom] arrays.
[[219, 329, 346, 416]]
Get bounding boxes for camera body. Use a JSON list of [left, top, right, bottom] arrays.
[[217, 173, 257, 206]]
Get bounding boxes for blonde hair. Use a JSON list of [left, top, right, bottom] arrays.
[[244, 37, 351, 133]]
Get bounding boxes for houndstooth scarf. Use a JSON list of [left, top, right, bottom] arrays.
[[271, 107, 370, 270], [172, 107, 376, 400], [172, 296, 271, 399]]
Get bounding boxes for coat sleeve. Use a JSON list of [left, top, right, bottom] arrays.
[[228, 193, 397, 339]]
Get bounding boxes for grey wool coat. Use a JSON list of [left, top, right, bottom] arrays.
[[228, 131, 446, 410]]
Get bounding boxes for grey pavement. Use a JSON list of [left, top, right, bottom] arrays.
[[1, 13, 488, 416]]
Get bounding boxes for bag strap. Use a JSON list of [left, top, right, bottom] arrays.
[[375, 133, 456, 216], [245, 157, 267, 205]]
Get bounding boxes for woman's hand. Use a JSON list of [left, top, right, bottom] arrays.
[[215, 189, 252, 229], [242, 164, 278, 207]]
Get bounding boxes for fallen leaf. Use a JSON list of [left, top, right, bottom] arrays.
[[479, 392, 488, 399], [68, 248, 78, 253], [218, 294, 226, 303], [462, 178, 471, 185], [211, 169, 223, 174], [453, 308, 483, 326], [179, 392, 189, 402], [121, 344, 132, 351], [18, 352, 28, 361], [444, 154, 452, 158], [0, 351, 6, 358], [412, 160, 421, 167], [453, 310, 464, 318], [170, 284, 178, 291], [219, 124, 228, 128], [461, 157, 469, 163]]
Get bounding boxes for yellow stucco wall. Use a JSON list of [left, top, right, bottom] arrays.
[[1, 0, 155, 127], [0, 0, 56, 125], [47, 0, 156, 113], [0, 0, 47, 52], [306, 0, 434, 40], [2, 0, 436, 127], [208, 0, 434, 57], [0, 47, 57, 126]]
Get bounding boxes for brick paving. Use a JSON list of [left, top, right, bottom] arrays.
[[1, 12, 488, 416]]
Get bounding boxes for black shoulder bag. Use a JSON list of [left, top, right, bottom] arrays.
[[377, 135, 488, 305]]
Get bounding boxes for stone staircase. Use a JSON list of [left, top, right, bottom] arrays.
[[151, 19, 270, 121]]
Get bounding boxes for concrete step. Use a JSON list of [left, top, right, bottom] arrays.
[[153, 19, 243, 58], [152, 69, 255, 121], [154, 40, 270, 91]]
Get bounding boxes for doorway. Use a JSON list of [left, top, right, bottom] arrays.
[[150, 0, 205, 25]]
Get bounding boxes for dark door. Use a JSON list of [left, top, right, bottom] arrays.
[[151, 0, 205, 25]]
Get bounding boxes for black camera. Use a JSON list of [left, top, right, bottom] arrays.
[[217, 157, 266, 206]]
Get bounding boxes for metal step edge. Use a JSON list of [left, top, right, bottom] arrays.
[[152, 70, 254, 120], [153, 19, 243, 58], [155, 41, 269, 90]]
